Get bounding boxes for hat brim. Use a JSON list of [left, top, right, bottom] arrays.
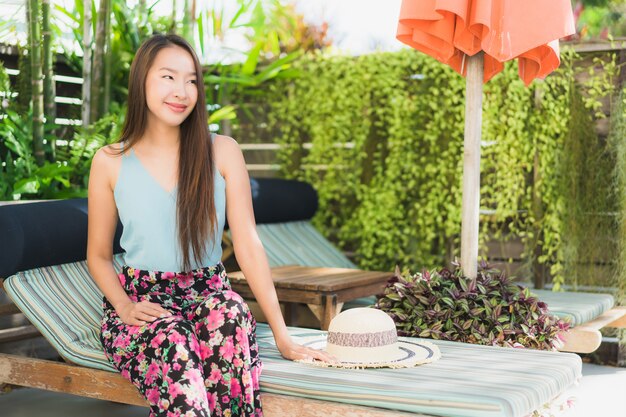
[[293, 335, 442, 369]]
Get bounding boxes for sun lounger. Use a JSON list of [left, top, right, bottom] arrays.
[[241, 178, 626, 354], [0, 195, 585, 416]]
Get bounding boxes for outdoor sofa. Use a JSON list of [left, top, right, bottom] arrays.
[[0, 179, 596, 417]]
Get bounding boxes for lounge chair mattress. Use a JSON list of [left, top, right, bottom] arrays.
[[5, 258, 581, 417], [257, 324, 581, 417], [532, 289, 614, 327]]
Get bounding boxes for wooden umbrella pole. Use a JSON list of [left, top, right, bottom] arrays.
[[460, 52, 484, 279]]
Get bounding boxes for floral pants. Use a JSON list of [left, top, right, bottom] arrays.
[[100, 263, 263, 417]]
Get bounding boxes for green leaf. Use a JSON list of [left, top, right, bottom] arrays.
[[14, 178, 39, 194]]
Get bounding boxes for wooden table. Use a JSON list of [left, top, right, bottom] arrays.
[[228, 265, 392, 330]]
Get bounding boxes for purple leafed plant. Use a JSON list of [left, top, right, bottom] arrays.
[[375, 261, 570, 350]]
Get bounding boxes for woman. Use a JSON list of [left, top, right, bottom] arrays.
[[87, 34, 333, 417]]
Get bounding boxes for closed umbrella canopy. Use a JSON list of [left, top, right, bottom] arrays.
[[396, 0, 575, 278], [397, 0, 575, 84]]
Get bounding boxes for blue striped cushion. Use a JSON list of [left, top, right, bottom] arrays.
[[532, 289, 614, 327], [5, 257, 581, 416], [3, 254, 125, 371], [253, 221, 356, 268], [257, 324, 581, 417]]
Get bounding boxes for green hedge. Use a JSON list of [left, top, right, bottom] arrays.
[[248, 48, 620, 288]]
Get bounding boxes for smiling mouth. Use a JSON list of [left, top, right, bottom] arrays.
[[165, 102, 188, 113]]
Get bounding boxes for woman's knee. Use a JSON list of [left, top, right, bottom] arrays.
[[148, 319, 200, 358], [194, 291, 252, 334]]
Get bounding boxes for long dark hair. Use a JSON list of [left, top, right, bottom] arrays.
[[115, 34, 216, 272]]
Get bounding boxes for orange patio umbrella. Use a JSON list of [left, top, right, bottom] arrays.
[[396, 0, 575, 278]]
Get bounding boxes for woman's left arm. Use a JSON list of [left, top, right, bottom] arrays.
[[218, 136, 335, 362]]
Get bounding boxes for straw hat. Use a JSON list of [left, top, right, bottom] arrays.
[[295, 308, 441, 368]]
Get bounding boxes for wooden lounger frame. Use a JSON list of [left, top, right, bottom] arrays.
[[0, 352, 423, 417]]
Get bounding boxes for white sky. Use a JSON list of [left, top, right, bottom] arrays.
[[0, 0, 406, 57], [294, 0, 404, 54]]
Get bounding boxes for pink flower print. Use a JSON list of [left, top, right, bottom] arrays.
[[145, 362, 161, 385], [182, 370, 207, 409], [227, 305, 240, 319], [172, 362, 182, 372], [121, 368, 131, 380], [210, 274, 223, 288], [167, 330, 187, 346], [205, 309, 225, 331], [209, 331, 224, 347], [224, 290, 241, 302], [221, 395, 230, 405], [158, 399, 170, 411], [150, 332, 167, 349], [167, 411, 182, 417], [168, 382, 184, 400], [182, 368, 204, 388], [177, 273, 194, 289], [219, 336, 236, 361], [112, 334, 130, 349], [162, 362, 171, 381], [233, 357, 243, 368], [132, 268, 140, 278], [199, 340, 212, 361], [235, 326, 248, 345], [251, 366, 262, 390], [162, 271, 175, 280], [127, 325, 141, 336], [230, 378, 242, 398], [207, 391, 217, 413], [188, 334, 201, 356], [242, 371, 251, 386], [207, 368, 222, 384], [117, 273, 126, 286], [145, 386, 161, 405]]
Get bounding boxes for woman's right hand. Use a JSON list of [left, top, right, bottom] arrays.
[[116, 301, 172, 326]]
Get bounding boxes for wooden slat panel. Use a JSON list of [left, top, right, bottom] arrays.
[[0, 354, 422, 416], [335, 283, 387, 303], [261, 392, 422, 417], [0, 353, 148, 406], [0, 325, 40, 343], [231, 284, 323, 304], [229, 267, 391, 291], [314, 272, 392, 291]]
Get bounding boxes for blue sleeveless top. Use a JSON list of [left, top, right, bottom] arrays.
[[114, 135, 226, 272]]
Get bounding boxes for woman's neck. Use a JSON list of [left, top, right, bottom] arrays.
[[140, 118, 181, 152]]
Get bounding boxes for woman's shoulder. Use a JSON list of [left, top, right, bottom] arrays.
[[212, 134, 242, 178], [91, 143, 126, 188], [212, 133, 237, 148], [95, 142, 128, 159]]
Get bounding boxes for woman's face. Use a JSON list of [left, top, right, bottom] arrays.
[[144, 45, 198, 128]]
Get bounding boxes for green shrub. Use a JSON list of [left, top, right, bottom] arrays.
[[376, 262, 570, 350]]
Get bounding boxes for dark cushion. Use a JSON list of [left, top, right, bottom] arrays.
[[247, 178, 318, 224], [0, 178, 317, 277], [0, 199, 124, 278]]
